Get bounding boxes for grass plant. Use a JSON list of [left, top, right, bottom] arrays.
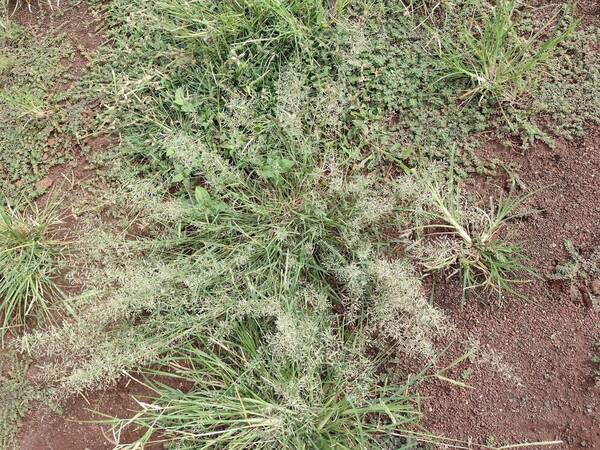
[[438, 0, 576, 103], [112, 320, 421, 449], [411, 165, 533, 304], [0, 200, 64, 341]]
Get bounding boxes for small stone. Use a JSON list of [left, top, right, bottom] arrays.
[[35, 176, 53, 192]]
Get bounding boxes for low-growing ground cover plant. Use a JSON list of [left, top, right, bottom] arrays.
[[0, 358, 42, 449], [549, 240, 600, 310], [0, 12, 72, 202]]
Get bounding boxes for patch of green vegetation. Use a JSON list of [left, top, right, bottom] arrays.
[[10, 0, 599, 447], [0, 358, 43, 450], [113, 320, 420, 449], [0, 18, 72, 202], [549, 240, 599, 310], [21, 1, 448, 445], [437, 0, 576, 104], [0, 200, 65, 343], [497, 7, 599, 147], [78, 0, 497, 174], [523, 26, 600, 142], [411, 170, 532, 304]]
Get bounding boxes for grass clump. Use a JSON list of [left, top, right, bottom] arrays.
[[0, 201, 64, 341], [19, 1, 445, 421], [21, 161, 445, 393], [438, 0, 576, 104], [410, 169, 532, 304], [113, 320, 420, 449]]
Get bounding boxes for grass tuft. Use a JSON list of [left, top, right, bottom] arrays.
[[438, 0, 576, 104], [411, 165, 533, 304], [111, 320, 421, 450], [0, 200, 64, 341]]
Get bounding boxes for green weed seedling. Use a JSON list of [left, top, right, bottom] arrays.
[[549, 240, 600, 310]]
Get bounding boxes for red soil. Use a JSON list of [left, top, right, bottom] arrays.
[[422, 126, 600, 449]]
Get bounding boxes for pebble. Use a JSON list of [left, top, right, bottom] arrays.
[[569, 284, 582, 304]]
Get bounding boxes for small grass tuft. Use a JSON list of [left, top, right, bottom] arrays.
[[411, 165, 533, 304], [0, 199, 65, 341], [438, 0, 576, 104]]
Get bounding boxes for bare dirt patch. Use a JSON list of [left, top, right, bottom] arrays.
[[20, 379, 162, 450]]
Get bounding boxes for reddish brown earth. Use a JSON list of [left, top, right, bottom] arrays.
[[4, 1, 599, 450], [421, 126, 600, 449], [20, 379, 161, 450], [420, 2, 600, 447]]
